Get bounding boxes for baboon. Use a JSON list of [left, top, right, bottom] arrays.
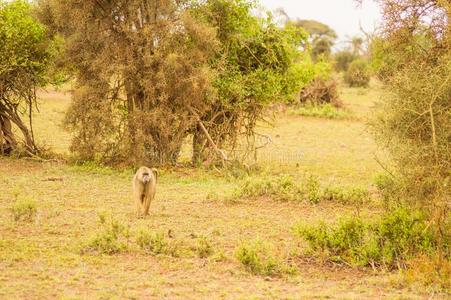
[[132, 166, 158, 216]]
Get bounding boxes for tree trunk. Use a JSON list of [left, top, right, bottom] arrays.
[[0, 102, 38, 155], [192, 124, 207, 166], [0, 113, 16, 155]]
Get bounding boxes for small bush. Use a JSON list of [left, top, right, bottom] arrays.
[[334, 50, 357, 72], [373, 172, 399, 206], [288, 103, 353, 120], [303, 175, 322, 203], [194, 236, 214, 258], [136, 230, 179, 257], [344, 59, 371, 87], [405, 255, 451, 290], [234, 175, 369, 205], [81, 214, 130, 255], [235, 239, 296, 277], [299, 78, 342, 107], [295, 207, 438, 268], [10, 198, 37, 222], [322, 186, 370, 205], [235, 175, 301, 202]]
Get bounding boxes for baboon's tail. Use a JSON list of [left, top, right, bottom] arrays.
[[152, 168, 158, 182]]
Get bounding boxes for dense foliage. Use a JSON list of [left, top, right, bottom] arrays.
[[0, 0, 58, 155], [296, 207, 439, 268], [370, 0, 450, 242], [344, 59, 371, 87], [39, 0, 311, 166], [290, 19, 337, 61]]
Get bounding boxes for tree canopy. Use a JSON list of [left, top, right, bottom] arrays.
[[39, 0, 312, 166], [290, 19, 337, 60], [0, 0, 58, 155]]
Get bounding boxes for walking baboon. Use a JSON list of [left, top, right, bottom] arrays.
[[132, 166, 158, 216]]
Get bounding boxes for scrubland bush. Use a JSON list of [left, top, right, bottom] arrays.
[[136, 230, 180, 257], [344, 59, 371, 87], [194, 236, 214, 258], [10, 197, 37, 222], [234, 174, 369, 205], [295, 207, 440, 269], [235, 239, 297, 276], [236, 175, 301, 202], [299, 78, 342, 108], [322, 185, 369, 205], [288, 103, 352, 120], [334, 50, 357, 72], [81, 214, 130, 255], [367, 1, 450, 286]]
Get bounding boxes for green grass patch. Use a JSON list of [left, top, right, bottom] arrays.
[[194, 236, 214, 258], [81, 213, 130, 255], [235, 239, 297, 277], [10, 197, 37, 222], [233, 174, 369, 204], [288, 103, 353, 120], [136, 229, 180, 257], [294, 207, 439, 269]]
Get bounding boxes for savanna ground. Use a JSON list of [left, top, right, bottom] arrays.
[[0, 82, 443, 299]]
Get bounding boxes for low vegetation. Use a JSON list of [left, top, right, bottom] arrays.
[[81, 214, 130, 255], [10, 197, 37, 222], [194, 236, 214, 258], [233, 174, 369, 204], [288, 103, 353, 120], [344, 59, 371, 87], [235, 239, 297, 277], [294, 207, 443, 270], [299, 77, 342, 107], [136, 229, 180, 257]]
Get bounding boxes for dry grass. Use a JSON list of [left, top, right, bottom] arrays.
[[0, 84, 445, 299]]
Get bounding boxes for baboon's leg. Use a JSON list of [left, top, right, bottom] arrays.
[[135, 195, 142, 216], [133, 185, 144, 216], [143, 195, 151, 215]]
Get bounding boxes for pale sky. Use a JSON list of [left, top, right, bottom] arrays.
[[259, 0, 382, 47]]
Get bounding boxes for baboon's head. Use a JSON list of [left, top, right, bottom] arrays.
[[141, 172, 151, 184]]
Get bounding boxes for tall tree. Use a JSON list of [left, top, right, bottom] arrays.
[[368, 0, 450, 263], [191, 0, 309, 164], [40, 0, 309, 166], [40, 0, 219, 165], [290, 19, 337, 60], [0, 0, 58, 156]]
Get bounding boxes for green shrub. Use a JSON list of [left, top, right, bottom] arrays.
[[136, 230, 179, 257], [235, 174, 301, 202], [322, 186, 370, 205], [235, 239, 296, 276], [288, 103, 352, 120], [303, 175, 322, 203], [334, 50, 357, 72], [10, 197, 37, 222], [373, 172, 399, 206], [194, 236, 214, 258], [82, 214, 130, 255], [295, 207, 438, 268], [344, 59, 371, 87], [234, 174, 369, 205]]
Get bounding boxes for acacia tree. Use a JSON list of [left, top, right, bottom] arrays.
[[290, 19, 337, 60], [40, 0, 219, 165], [40, 0, 309, 166], [0, 0, 57, 156], [367, 0, 450, 263], [191, 0, 309, 164]]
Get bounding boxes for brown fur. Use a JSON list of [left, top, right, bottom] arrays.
[[132, 166, 157, 216]]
